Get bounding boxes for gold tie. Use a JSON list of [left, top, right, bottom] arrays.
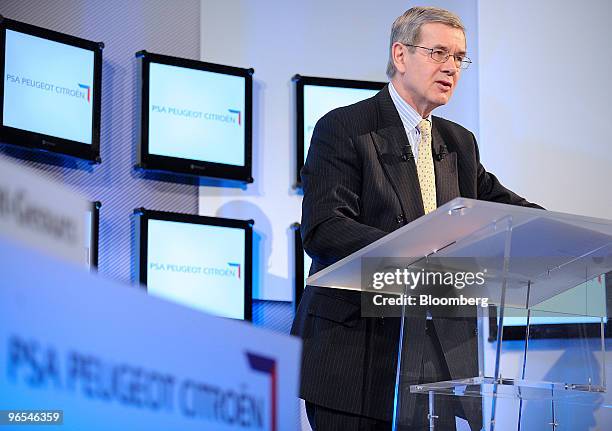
[[416, 119, 437, 214]]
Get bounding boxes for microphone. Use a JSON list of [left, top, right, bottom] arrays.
[[401, 145, 414, 162], [434, 144, 447, 161]]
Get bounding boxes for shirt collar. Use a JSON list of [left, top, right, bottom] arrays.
[[388, 81, 432, 132]]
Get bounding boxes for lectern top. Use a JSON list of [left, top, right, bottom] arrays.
[[307, 198, 612, 308]]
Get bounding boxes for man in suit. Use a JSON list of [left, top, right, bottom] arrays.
[[292, 6, 541, 431]]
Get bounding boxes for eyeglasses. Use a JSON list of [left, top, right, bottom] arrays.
[[402, 43, 472, 70]]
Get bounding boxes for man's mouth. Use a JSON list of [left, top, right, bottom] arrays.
[[435, 80, 452, 90]]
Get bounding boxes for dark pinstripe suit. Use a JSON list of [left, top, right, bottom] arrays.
[[291, 85, 541, 429]]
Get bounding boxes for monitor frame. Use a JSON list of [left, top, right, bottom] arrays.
[[136, 50, 253, 182], [135, 208, 253, 321], [293, 74, 385, 188], [88, 200, 101, 269], [0, 16, 103, 163]]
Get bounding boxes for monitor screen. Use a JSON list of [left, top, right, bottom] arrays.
[[503, 276, 607, 326], [490, 274, 610, 340], [136, 51, 253, 182], [294, 75, 385, 186], [0, 18, 102, 161], [137, 209, 253, 320]]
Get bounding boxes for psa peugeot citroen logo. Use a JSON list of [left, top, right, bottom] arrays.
[[246, 352, 278, 431], [228, 109, 241, 125], [228, 262, 241, 279], [78, 83, 91, 102]]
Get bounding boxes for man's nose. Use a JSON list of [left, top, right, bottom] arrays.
[[440, 55, 459, 74]]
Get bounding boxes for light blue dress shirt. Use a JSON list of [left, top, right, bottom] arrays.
[[388, 81, 432, 160]]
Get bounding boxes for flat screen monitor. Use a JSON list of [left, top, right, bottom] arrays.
[[136, 209, 253, 321], [136, 51, 253, 182], [294, 75, 385, 187], [489, 274, 610, 340], [84, 201, 100, 269], [293, 223, 312, 311], [0, 17, 102, 162]]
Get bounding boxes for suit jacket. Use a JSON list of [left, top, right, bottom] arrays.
[[291, 85, 541, 428]]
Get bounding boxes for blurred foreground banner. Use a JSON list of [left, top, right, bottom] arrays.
[[0, 236, 301, 430]]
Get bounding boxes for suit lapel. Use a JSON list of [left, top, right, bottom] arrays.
[[432, 119, 461, 206], [371, 86, 424, 221], [370, 89, 461, 220]]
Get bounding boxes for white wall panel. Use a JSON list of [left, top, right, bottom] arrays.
[[479, 0, 612, 218]]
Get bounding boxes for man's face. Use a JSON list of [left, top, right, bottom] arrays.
[[392, 22, 466, 117]]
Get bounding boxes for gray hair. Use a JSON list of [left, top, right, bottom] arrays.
[[386, 6, 465, 78]]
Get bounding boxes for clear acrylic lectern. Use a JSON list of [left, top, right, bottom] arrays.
[[307, 198, 611, 430]]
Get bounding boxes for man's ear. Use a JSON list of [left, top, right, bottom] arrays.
[[392, 42, 407, 74]]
